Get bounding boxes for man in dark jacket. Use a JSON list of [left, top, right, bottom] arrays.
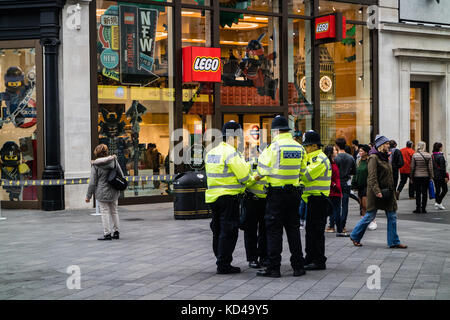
[[349, 135, 407, 249], [389, 140, 404, 197]]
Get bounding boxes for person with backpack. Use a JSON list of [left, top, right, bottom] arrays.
[[389, 140, 404, 196], [432, 142, 448, 210], [397, 141, 415, 199], [86, 144, 125, 240], [410, 141, 434, 213]]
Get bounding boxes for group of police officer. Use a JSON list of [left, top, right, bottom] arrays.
[[205, 115, 332, 278]]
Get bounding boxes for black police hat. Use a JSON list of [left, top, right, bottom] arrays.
[[302, 130, 323, 146], [222, 120, 242, 137], [271, 115, 291, 131]]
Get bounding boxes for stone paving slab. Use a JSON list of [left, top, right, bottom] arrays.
[[1, 195, 450, 300]]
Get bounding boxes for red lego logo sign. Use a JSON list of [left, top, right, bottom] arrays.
[[183, 47, 221, 82], [315, 13, 346, 43]]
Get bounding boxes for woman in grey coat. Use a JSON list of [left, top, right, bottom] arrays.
[[86, 144, 125, 240]]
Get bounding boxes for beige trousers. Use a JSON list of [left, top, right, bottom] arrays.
[[98, 200, 119, 235]]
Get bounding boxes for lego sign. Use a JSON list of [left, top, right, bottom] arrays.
[[183, 47, 221, 82], [315, 13, 346, 44]]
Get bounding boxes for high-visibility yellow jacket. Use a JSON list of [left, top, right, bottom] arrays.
[[205, 142, 251, 203], [256, 132, 307, 187], [301, 149, 332, 202], [246, 171, 268, 199]]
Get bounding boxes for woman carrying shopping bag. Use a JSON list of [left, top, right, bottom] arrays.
[[432, 142, 448, 210]]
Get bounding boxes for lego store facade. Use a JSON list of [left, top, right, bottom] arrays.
[[0, 0, 377, 209]]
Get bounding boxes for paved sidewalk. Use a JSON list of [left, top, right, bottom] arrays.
[[1, 194, 450, 300]]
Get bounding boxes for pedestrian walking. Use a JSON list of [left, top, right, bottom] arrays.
[[205, 120, 251, 274], [351, 144, 376, 228], [324, 145, 349, 237], [411, 141, 434, 213], [301, 131, 332, 270], [432, 142, 448, 210], [352, 140, 359, 160], [389, 140, 404, 195], [86, 144, 124, 241], [255, 115, 307, 278], [349, 135, 407, 249], [243, 163, 268, 269], [335, 138, 356, 233], [397, 141, 415, 199]]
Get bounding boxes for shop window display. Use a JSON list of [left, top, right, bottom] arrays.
[[319, 23, 372, 146], [288, 18, 313, 137], [219, 0, 279, 13], [181, 9, 214, 173], [220, 14, 280, 106], [0, 48, 38, 201], [97, 1, 173, 197]]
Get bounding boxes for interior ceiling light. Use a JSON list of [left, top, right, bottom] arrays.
[[224, 22, 260, 30]]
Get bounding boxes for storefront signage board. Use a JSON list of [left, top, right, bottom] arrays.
[[182, 46, 221, 83], [315, 13, 346, 44]]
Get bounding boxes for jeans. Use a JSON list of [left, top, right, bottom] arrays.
[[434, 179, 448, 204], [299, 199, 307, 221], [341, 185, 350, 229], [329, 196, 343, 233], [397, 173, 415, 198], [350, 210, 401, 247], [414, 177, 429, 209]]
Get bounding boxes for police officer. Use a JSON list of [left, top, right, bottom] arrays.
[[301, 130, 332, 270], [255, 115, 307, 278], [205, 121, 251, 274], [243, 161, 268, 269]]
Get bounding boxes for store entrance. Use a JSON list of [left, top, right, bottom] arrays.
[[410, 82, 429, 148], [223, 114, 277, 161]]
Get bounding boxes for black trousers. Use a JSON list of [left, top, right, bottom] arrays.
[[434, 179, 448, 204], [209, 195, 240, 269], [305, 196, 328, 266], [392, 168, 399, 190], [414, 177, 429, 209], [265, 188, 305, 271], [243, 196, 267, 262], [397, 173, 415, 198]]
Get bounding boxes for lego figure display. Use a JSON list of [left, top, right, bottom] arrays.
[[0, 66, 37, 129], [235, 34, 278, 99], [0, 141, 30, 201]]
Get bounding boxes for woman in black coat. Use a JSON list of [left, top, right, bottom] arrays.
[[432, 142, 448, 210]]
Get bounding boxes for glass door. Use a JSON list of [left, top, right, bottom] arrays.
[[410, 82, 429, 149]]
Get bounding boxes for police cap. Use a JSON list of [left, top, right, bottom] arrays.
[[271, 115, 291, 131], [222, 120, 242, 137], [302, 130, 323, 147]]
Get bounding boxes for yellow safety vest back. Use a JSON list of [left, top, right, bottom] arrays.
[[205, 142, 251, 203], [301, 149, 332, 202], [256, 132, 307, 187]]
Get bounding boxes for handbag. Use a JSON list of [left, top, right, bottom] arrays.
[[107, 159, 128, 191], [381, 188, 392, 200]]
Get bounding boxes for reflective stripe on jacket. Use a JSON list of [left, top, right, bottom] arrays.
[[256, 132, 307, 187], [301, 149, 332, 202], [246, 171, 267, 199], [205, 142, 251, 203]]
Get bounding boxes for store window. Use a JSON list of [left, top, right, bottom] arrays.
[[220, 0, 279, 13], [319, 23, 372, 146], [288, 0, 308, 15], [96, 1, 173, 197], [288, 18, 313, 137], [183, 0, 210, 5], [180, 9, 214, 172], [319, 1, 368, 21], [220, 14, 280, 107], [0, 48, 38, 201]]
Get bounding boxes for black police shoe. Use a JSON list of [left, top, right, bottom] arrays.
[[293, 269, 306, 277], [98, 234, 112, 241], [112, 231, 120, 239], [257, 269, 281, 278], [304, 263, 326, 271], [217, 266, 241, 274], [259, 258, 269, 267], [249, 261, 261, 269]]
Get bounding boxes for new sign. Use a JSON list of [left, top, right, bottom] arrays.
[[315, 12, 346, 44], [183, 47, 221, 83]]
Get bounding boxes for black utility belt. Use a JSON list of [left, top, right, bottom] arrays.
[[268, 185, 300, 192]]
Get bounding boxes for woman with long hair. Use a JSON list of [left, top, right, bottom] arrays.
[[86, 144, 125, 240], [411, 141, 433, 213], [432, 142, 448, 210]]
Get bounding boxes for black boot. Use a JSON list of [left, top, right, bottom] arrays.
[[112, 231, 120, 239], [421, 207, 427, 213], [217, 265, 241, 274], [248, 260, 261, 269], [257, 268, 281, 278], [98, 234, 112, 241], [413, 208, 421, 213]]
